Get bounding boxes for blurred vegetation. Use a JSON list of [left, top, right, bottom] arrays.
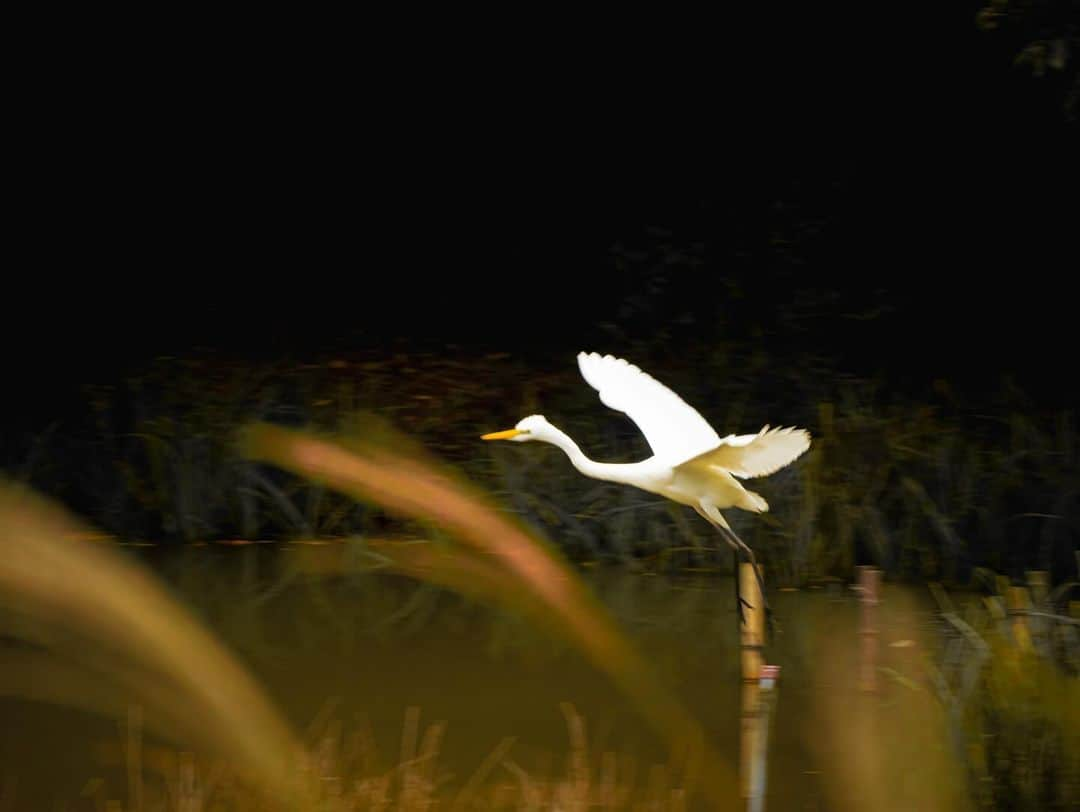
[[3, 440, 1076, 807], [110, 700, 695, 811], [976, 0, 1078, 119], [5, 346, 1075, 588], [929, 575, 1080, 809]]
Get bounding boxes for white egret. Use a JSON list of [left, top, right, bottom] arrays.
[[482, 352, 811, 621]]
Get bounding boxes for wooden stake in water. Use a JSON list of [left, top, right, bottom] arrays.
[[1026, 570, 1049, 646], [1026, 570, 1048, 604], [1007, 586, 1034, 654], [857, 566, 881, 694], [740, 562, 765, 683], [739, 562, 765, 804]]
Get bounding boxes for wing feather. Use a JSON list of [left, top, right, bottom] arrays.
[[577, 352, 721, 466], [692, 425, 811, 478]]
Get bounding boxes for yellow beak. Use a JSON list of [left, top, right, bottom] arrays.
[[481, 428, 522, 441]]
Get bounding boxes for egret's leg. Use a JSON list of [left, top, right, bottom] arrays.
[[719, 527, 767, 607], [718, 524, 774, 636], [732, 548, 752, 624], [694, 507, 752, 625], [695, 506, 772, 633]]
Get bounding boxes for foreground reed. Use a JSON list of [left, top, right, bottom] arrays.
[[930, 574, 1080, 809], [238, 420, 735, 803], [0, 481, 306, 807], [76, 702, 693, 811], [0, 413, 738, 807]]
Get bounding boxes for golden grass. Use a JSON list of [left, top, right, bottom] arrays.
[[0, 481, 305, 807], [79, 702, 694, 811], [237, 420, 736, 804]]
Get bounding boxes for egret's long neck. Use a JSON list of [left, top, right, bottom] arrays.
[[541, 426, 636, 485]]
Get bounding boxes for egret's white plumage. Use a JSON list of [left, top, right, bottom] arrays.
[[576, 351, 721, 467], [483, 353, 811, 539]]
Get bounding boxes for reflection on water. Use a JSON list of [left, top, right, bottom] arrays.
[[2, 539, 968, 809]]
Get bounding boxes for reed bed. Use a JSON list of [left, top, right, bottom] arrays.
[[11, 346, 1076, 586], [929, 574, 1080, 809], [0, 426, 732, 808], [75, 702, 692, 812]]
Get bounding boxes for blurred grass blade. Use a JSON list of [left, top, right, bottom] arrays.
[[238, 420, 735, 800], [0, 482, 304, 806]]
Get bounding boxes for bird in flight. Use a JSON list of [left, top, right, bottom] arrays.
[[482, 352, 811, 622]]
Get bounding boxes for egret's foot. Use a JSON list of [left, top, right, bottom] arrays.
[[735, 596, 775, 633], [736, 594, 754, 626]]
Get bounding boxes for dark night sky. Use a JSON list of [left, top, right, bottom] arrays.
[[8, 5, 1078, 417]]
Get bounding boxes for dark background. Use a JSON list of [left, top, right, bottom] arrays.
[[7, 3, 1077, 424]]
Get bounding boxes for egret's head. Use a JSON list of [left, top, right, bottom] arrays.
[[481, 414, 552, 443]]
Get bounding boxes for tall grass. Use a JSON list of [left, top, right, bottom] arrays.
[[79, 702, 693, 811], [930, 575, 1080, 809], [237, 419, 735, 802], [0, 481, 306, 807], [0, 418, 738, 806]]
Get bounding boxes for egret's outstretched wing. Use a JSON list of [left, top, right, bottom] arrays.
[[577, 352, 721, 466], [690, 425, 810, 478]]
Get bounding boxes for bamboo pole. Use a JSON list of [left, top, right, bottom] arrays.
[[1026, 570, 1049, 646], [1026, 570, 1048, 604], [857, 566, 881, 694], [739, 562, 766, 805], [1006, 586, 1034, 654], [995, 575, 1011, 601]]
